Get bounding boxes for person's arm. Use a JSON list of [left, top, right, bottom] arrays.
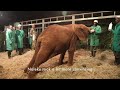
[[20, 30, 25, 38], [111, 28, 115, 34], [15, 30, 17, 43], [94, 26, 102, 34], [23, 30, 25, 38], [30, 29, 33, 37], [8, 31, 12, 45], [117, 25, 120, 34], [90, 26, 95, 34]]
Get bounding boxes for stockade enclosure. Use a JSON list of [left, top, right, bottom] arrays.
[[1, 11, 120, 51]]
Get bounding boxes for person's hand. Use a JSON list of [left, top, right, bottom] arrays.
[[90, 29, 95, 33]]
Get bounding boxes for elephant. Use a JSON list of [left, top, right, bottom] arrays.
[[24, 24, 91, 78]]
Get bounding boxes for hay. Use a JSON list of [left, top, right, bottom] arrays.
[[100, 54, 107, 61], [0, 65, 3, 73], [0, 65, 4, 78], [97, 50, 113, 61], [0, 49, 120, 79]]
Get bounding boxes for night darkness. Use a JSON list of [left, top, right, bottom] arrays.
[[0, 11, 91, 30]]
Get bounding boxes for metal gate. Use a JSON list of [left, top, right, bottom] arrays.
[[4, 11, 120, 49], [5, 11, 120, 32], [17, 11, 120, 31], [28, 27, 42, 37]]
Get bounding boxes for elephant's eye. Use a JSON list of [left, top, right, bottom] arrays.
[[79, 29, 87, 38]]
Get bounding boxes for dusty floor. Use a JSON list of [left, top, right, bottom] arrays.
[[0, 49, 120, 79]]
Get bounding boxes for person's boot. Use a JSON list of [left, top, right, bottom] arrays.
[[30, 45, 32, 50], [8, 51, 11, 59], [19, 49, 22, 55], [8, 56, 11, 59], [8, 52, 10, 59], [93, 51, 96, 57], [117, 58, 120, 65], [90, 51, 94, 57], [93, 51, 95, 57], [21, 48, 24, 54], [16, 48, 18, 53], [114, 58, 119, 65]]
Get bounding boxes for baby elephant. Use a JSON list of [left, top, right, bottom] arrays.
[[24, 24, 91, 78]]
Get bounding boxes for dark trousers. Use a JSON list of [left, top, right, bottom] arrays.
[[114, 51, 120, 65], [7, 50, 12, 59], [90, 46, 97, 57], [0, 42, 4, 52]]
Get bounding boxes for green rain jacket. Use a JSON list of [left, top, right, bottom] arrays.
[[6, 29, 14, 50], [16, 29, 25, 48], [11, 30, 16, 50], [89, 25, 102, 46], [112, 23, 120, 52]]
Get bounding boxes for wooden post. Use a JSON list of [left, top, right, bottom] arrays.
[[72, 15, 75, 24], [21, 22, 23, 30], [42, 19, 45, 32]]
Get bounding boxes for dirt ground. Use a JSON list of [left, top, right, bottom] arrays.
[[0, 49, 120, 79]]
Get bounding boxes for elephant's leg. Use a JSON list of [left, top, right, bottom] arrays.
[[67, 35, 77, 66], [28, 47, 52, 79], [58, 51, 66, 65], [24, 42, 41, 73], [67, 50, 75, 66]]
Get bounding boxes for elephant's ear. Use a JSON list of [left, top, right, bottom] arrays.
[[74, 24, 90, 41]]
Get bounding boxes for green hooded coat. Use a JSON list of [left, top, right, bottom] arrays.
[[89, 25, 102, 46], [112, 23, 120, 52], [16, 29, 25, 48], [6, 29, 14, 50]]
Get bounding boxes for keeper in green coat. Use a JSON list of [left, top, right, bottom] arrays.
[[16, 25, 25, 55], [89, 20, 102, 57], [6, 25, 14, 59], [11, 27, 17, 50], [109, 16, 120, 65]]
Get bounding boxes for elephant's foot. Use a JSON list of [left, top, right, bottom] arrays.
[[53, 61, 67, 66], [24, 67, 29, 73], [58, 62, 64, 65], [52, 62, 62, 66], [67, 63, 73, 66], [24, 67, 32, 74], [28, 71, 37, 79]]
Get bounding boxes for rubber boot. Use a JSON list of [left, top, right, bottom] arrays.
[[114, 58, 120, 65], [116, 58, 120, 65], [8, 50, 12, 59], [19, 49, 22, 55], [93, 51, 96, 57], [93, 51, 95, 57], [90, 51, 94, 57]]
